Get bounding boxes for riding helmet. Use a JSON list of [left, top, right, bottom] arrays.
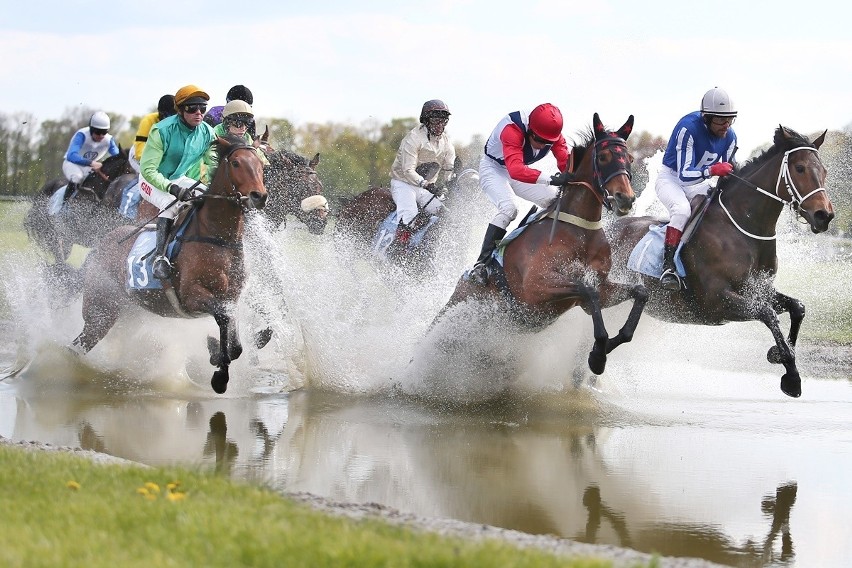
[[174, 84, 210, 110], [700, 87, 737, 117], [89, 111, 110, 131], [157, 94, 176, 118], [420, 100, 451, 123], [226, 85, 254, 105], [528, 103, 563, 142]]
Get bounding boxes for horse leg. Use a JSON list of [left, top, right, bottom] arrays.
[[580, 284, 610, 375], [70, 294, 121, 355], [601, 283, 649, 355], [209, 303, 242, 395], [767, 292, 805, 363], [754, 303, 801, 398]]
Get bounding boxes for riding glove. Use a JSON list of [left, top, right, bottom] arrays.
[[706, 162, 734, 178], [424, 183, 445, 197], [168, 183, 193, 201], [550, 170, 576, 186]]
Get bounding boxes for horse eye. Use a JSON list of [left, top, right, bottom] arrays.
[[794, 164, 805, 174], [230, 160, 240, 168]]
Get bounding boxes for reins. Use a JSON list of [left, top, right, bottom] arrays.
[[719, 146, 825, 241]]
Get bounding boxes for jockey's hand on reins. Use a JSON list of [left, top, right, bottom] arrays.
[[550, 170, 576, 186]]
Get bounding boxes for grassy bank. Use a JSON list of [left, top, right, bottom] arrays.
[[0, 446, 619, 568]]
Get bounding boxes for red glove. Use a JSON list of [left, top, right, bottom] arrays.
[[707, 162, 733, 177]]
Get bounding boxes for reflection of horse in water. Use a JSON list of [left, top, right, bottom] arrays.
[[24, 149, 135, 264], [610, 126, 833, 397], [70, 136, 269, 394], [334, 160, 478, 268], [432, 113, 647, 375], [263, 150, 326, 234]]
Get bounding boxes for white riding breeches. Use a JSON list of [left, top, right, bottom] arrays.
[[655, 167, 713, 231], [62, 161, 92, 184], [478, 155, 558, 230], [138, 175, 204, 220], [390, 178, 444, 226]]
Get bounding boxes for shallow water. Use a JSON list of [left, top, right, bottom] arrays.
[[2, 176, 852, 567]]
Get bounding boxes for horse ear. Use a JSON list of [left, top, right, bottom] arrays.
[[309, 153, 320, 169], [617, 115, 634, 140], [261, 125, 270, 143], [593, 113, 603, 136], [812, 129, 827, 149]]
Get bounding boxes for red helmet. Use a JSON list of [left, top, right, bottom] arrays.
[[528, 103, 563, 142]]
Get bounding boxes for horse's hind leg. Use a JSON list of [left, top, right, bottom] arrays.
[[71, 295, 121, 354], [603, 284, 649, 354]]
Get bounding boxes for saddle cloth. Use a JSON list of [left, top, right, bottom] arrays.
[[626, 224, 686, 278], [47, 185, 70, 216]]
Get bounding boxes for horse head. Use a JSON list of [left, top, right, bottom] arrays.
[[214, 135, 268, 210], [776, 126, 833, 233], [264, 150, 327, 233], [82, 147, 133, 201], [568, 113, 635, 216]]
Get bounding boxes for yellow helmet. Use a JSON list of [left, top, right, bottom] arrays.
[[174, 84, 210, 109]]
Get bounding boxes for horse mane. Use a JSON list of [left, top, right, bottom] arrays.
[[720, 126, 814, 187], [270, 148, 310, 167], [568, 127, 596, 168]]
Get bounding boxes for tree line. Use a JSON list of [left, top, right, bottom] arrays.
[[1, 108, 850, 234]]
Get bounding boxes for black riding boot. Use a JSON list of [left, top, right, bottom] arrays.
[[63, 181, 78, 202], [659, 244, 681, 290], [151, 217, 175, 280], [468, 224, 507, 286]]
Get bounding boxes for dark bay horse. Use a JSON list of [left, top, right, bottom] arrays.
[[609, 126, 833, 398], [434, 113, 647, 375], [24, 149, 135, 264], [263, 149, 326, 234], [70, 136, 269, 394]]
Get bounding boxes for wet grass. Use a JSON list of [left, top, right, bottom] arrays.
[[0, 445, 619, 568]]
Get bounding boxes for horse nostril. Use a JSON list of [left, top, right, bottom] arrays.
[[251, 191, 268, 209]]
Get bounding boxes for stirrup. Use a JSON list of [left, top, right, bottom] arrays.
[[467, 263, 488, 286], [659, 268, 682, 290], [152, 256, 173, 280]]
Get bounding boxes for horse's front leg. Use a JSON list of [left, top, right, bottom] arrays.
[[209, 302, 241, 395], [577, 283, 609, 375], [599, 281, 648, 355], [754, 302, 800, 398], [770, 291, 806, 353]]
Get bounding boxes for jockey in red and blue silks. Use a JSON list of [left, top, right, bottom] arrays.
[[468, 103, 573, 286], [656, 87, 738, 290]]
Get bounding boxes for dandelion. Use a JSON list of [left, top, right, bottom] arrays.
[[66, 480, 81, 491], [136, 487, 150, 496], [144, 482, 161, 493], [166, 491, 187, 502]]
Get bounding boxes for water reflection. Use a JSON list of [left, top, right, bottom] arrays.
[[3, 384, 849, 567]]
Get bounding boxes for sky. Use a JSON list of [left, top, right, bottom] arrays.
[[2, 0, 851, 158]]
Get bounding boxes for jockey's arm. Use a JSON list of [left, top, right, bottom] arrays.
[[138, 129, 171, 193], [64, 132, 91, 166], [108, 137, 120, 157], [500, 125, 549, 185], [397, 132, 429, 187]]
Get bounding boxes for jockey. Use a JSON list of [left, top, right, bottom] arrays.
[[657, 86, 738, 290], [129, 94, 176, 173], [61, 111, 120, 201], [204, 84, 255, 137], [468, 103, 573, 285], [206, 99, 269, 180], [139, 84, 217, 280], [387, 99, 456, 258]]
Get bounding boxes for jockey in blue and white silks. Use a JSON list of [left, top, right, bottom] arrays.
[[61, 111, 120, 194], [656, 87, 738, 290]]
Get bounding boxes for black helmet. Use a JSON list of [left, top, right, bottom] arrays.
[[157, 94, 176, 118], [226, 84, 253, 105], [420, 99, 450, 124]]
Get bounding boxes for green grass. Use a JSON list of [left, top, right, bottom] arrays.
[[0, 446, 621, 568]]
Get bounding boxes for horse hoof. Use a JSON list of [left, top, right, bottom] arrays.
[[255, 328, 273, 349], [780, 373, 801, 398], [588, 352, 606, 375], [767, 345, 782, 364], [211, 370, 229, 394]]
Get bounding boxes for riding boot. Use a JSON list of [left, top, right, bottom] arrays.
[[63, 181, 78, 202], [468, 224, 507, 286], [385, 222, 413, 259], [659, 244, 681, 290], [151, 217, 175, 280]]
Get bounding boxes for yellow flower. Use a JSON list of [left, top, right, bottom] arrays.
[[166, 491, 187, 502], [66, 480, 81, 491], [167, 481, 182, 491], [144, 482, 161, 493], [136, 487, 149, 495]]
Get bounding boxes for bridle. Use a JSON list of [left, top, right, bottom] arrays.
[[196, 145, 265, 211], [720, 146, 825, 240]]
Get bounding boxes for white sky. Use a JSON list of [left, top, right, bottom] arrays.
[[3, 0, 851, 157]]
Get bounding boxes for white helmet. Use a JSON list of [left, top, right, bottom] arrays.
[[700, 87, 737, 117], [89, 111, 111, 130], [222, 100, 254, 118]]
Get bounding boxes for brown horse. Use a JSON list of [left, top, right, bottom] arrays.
[[263, 149, 326, 233], [433, 113, 647, 375], [24, 149, 135, 264], [609, 126, 833, 398], [70, 135, 269, 394]]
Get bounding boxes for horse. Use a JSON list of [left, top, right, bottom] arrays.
[[263, 149, 326, 234], [432, 113, 647, 376], [24, 149, 135, 265], [608, 125, 833, 398], [334, 159, 478, 268], [69, 135, 269, 394]]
